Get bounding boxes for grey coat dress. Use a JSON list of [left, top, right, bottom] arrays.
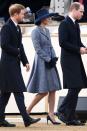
[[27, 26, 61, 93]]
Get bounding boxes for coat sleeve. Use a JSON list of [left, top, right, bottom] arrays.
[[1, 25, 20, 57], [59, 21, 80, 54], [20, 43, 29, 66], [77, 23, 85, 48], [51, 47, 56, 58], [32, 29, 51, 62]]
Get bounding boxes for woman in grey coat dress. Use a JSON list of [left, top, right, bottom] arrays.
[[27, 8, 61, 124]]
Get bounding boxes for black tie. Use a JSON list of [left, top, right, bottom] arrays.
[[17, 25, 20, 32]]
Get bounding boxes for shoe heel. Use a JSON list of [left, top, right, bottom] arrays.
[[47, 115, 61, 125]]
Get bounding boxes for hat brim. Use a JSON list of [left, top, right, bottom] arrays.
[[35, 13, 56, 24]]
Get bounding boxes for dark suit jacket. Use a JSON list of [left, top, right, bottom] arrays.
[[0, 19, 28, 92], [59, 16, 87, 89]]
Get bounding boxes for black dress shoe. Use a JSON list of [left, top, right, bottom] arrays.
[[0, 120, 16, 127], [66, 120, 85, 126], [25, 117, 41, 127], [57, 112, 67, 123]]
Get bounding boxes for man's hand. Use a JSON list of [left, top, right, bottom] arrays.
[[25, 64, 30, 72], [80, 47, 87, 54]]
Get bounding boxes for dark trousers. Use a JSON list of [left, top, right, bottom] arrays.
[[58, 88, 81, 121], [0, 92, 30, 124]]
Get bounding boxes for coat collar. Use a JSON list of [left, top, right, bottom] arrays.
[[68, 15, 75, 24], [65, 16, 80, 34], [7, 19, 18, 30], [37, 26, 50, 40], [7, 19, 21, 33], [65, 16, 78, 28], [6, 19, 21, 41]]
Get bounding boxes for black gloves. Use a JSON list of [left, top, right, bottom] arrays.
[[45, 57, 58, 69]]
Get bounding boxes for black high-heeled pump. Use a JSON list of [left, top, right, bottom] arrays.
[[47, 115, 61, 125]]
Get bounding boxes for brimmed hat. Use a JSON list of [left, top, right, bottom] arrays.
[[35, 8, 56, 24]]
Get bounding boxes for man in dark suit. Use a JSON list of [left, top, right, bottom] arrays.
[[57, 2, 87, 126], [0, 4, 40, 127]]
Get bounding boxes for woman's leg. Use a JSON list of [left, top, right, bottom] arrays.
[[27, 93, 48, 113], [48, 91, 56, 122]]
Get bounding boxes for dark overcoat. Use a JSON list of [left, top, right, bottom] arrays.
[[0, 19, 28, 92], [59, 16, 87, 89]]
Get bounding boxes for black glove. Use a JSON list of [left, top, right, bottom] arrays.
[[45, 57, 58, 69], [51, 57, 58, 64]]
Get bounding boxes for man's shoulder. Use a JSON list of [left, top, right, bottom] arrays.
[[59, 18, 68, 27], [60, 16, 75, 28], [2, 19, 11, 27], [1, 23, 10, 31], [1, 20, 12, 34]]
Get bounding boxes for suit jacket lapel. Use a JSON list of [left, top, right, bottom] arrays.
[[67, 16, 80, 32], [66, 16, 80, 45], [7, 19, 21, 43], [66, 16, 76, 29]]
